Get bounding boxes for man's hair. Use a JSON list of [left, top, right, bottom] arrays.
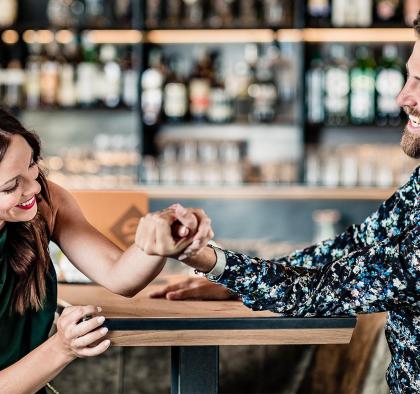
[[414, 11, 420, 36]]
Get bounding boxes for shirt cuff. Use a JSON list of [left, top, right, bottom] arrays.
[[205, 246, 227, 279]]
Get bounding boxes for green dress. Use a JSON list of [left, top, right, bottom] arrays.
[[0, 225, 57, 372]]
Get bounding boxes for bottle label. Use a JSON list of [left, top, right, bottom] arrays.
[[376, 69, 404, 96], [190, 79, 210, 117], [325, 68, 349, 114], [164, 82, 187, 118], [208, 88, 233, 122]]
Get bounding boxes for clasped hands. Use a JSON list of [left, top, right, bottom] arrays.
[[135, 203, 214, 260]]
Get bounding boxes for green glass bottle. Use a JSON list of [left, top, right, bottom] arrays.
[[350, 46, 376, 125]]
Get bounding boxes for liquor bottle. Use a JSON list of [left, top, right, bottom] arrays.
[[0, 0, 17, 27], [99, 45, 122, 108], [332, 0, 372, 27], [306, 52, 325, 124], [113, 0, 132, 25], [307, 0, 331, 27], [232, 43, 258, 122], [163, 55, 188, 122], [76, 39, 99, 107], [3, 44, 25, 111], [324, 44, 349, 125], [121, 48, 138, 108], [207, 52, 233, 123], [263, 0, 289, 26], [57, 41, 77, 108], [227, 60, 251, 123], [189, 50, 212, 122], [141, 49, 165, 126], [25, 42, 42, 109], [350, 46, 376, 124], [374, 0, 402, 24], [238, 0, 258, 27], [84, 0, 109, 27], [331, 0, 347, 26], [146, 0, 161, 27], [375, 45, 404, 126], [276, 42, 297, 114], [248, 55, 278, 123], [47, 0, 84, 27], [183, 0, 204, 27], [355, 0, 373, 26], [403, 0, 420, 25], [208, 0, 235, 28], [40, 42, 60, 107], [166, 0, 182, 26]]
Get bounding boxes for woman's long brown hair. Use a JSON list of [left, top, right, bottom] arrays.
[[0, 108, 52, 315]]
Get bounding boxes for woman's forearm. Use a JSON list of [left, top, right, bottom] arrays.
[[107, 244, 167, 297], [0, 334, 74, 394]]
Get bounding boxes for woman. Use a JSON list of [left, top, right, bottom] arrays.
[[0, 108, 212, 393]]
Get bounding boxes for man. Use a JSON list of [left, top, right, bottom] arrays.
[[137, 15, 420, 394]]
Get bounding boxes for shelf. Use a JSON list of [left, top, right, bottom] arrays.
[[316, 125, 404, 132], [157, 123, 300, 143], [146, 27, 415, 44], [145, 29, 279, 44], [136, 185, 395, 200], [1, 24, 134, 32], [3, 29, 143, 44], [2, 27, 415, 45], [21, 107, 133, 114], [83, 29, 142, 44], [302, 28, 415, 42]]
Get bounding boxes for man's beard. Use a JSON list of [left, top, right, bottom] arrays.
[[401, 127, 420, 158], [401, 105, 420, 159]]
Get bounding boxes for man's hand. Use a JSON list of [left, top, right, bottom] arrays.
[[173, 204, 214, 260], [148, 277, 238, 300], [135, 205, 213, 258]]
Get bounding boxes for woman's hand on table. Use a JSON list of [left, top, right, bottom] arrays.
[[148, 277, 238, 301], [135, 204, 214, 259], [54, 305, 110, 360]]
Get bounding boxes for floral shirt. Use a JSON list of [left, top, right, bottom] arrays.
[[208, 166, 420, 394]]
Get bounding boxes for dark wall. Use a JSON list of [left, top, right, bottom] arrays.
[[150, 198, 383, 243]]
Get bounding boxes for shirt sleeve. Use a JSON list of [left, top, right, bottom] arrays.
[[272, 168, 419, 269], [208, 224, 419, 317]]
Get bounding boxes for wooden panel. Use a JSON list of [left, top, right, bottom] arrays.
[[107, 328, 354, 347], [70, 190, 148, 249]]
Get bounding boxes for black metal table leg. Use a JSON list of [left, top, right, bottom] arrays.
[[171, 346, 219, 394]]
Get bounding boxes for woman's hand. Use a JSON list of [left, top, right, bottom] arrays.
[[135, 205, 214, 259], [148, 277, 238, 300], [55, 305, 110, 360]]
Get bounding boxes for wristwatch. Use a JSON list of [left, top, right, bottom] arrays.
[[203, 243, 227, 279]]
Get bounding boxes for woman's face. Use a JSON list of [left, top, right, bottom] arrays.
[[0, 134, 41, 230]]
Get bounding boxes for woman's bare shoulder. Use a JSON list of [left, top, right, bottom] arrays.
[[38, 181, 72, 235]]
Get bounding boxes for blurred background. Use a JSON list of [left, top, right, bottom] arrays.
[[1, 0, 419, 393]]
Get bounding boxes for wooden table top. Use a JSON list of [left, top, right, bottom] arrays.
[[58, 276, 357, 347]]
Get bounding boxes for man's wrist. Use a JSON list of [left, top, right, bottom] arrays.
[[183, 246, 217, 273]]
